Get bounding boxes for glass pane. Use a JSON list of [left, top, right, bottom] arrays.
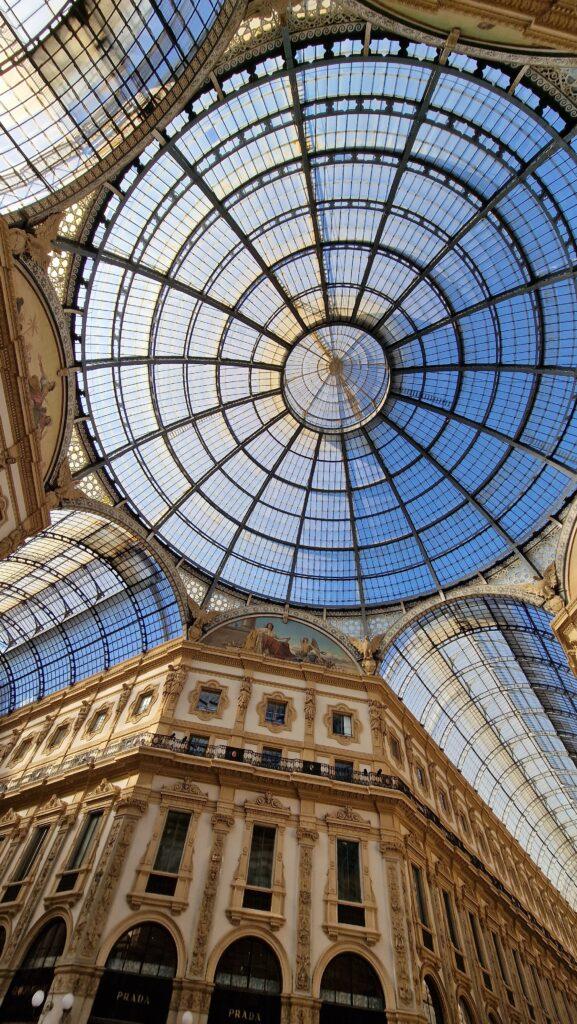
[[246, 825, 276, 889], [337, 839, 361, 902], [153, 811, 191, 873]]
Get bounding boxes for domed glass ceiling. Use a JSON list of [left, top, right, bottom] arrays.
[[0, 0, 235, 214], [74, 35, 577, 611]]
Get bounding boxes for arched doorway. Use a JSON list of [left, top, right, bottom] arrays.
[[0, 918, 66, 1022], [207, 937, 282, 1024], [88, 923, 177, 1024], [423, 976, 445, 1024], [319, 953, 386, 1024]]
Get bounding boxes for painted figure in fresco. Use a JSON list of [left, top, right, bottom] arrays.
[[243, 622, 295, 660], [28, 358, 55, 436]]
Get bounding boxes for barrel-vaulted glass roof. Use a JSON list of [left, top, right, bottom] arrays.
[[381, 596, 577, 908], [72, 33, 577, 614], [0, 509, 183, 714], [0, 0, 236, 214]]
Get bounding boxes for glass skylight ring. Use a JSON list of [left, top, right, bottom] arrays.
[[76, 41, 577, 609]]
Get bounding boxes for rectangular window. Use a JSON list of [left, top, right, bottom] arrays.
[[2, 825, 49, 902], [262, 747, 282, 768], [513, 949, 535, 1018], [196, 689, 220, 713], [442, 889, 464, 968], [48, 725, 68, 749], [56, 811, 102, 892], [390, 735, 401, 761], [469, 912, 491, 988], [187, 734, 209, 756], [337, 839, 362, 902], [332, 712, 352, 737], [146, 810, 191, 896], [265, 700, 286, 726], [243, 825, 276, 911], [88, 711, 107, 734], [135, 692, 152, 715], [412, 865, 429, 927], [334, 759, 354, 782], [412, 864, 434, 951]]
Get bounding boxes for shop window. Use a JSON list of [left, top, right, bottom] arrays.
[[88, 923, 177, 1024], [146, 810, 191, 897], [412, 864, 434, 950], [0, 918, 66, 1023], [334, 759, 354, 782], [243, 825, 276, 911], [333, 712, 352, 737], [196, 688, 221, 713], [337, 839, 364, 926], [1, 825, 50, 903], [265, 700, 286, 726], [320, 953, 384, 1014], [56, 810, 102, 892], [442, 890, 465, 972], [423, 976, 445, 1024], [469, 913, 491, 990], [262, 747, 282, 768]]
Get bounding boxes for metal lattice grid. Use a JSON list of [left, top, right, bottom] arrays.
[[68, 32, 577, 615]]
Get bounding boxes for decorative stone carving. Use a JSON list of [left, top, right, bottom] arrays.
[[74, 700, 92, 731], [187, 598, 219, 640], [236, 675, 252, 723], [522, 563, 564, 613], [253, 791, 286, 809], [304, 687, 315, 728], [295, 827, 318, 991], [114, 683, 132, 718], [189, 812, 234, 976], [385, 858, 414, 1007], [35, 715, 55, 746], [162, 662, 187, 712], [335, 805, 362, 822], [350, 634, 384, 674], [368, 699, 387, 751]]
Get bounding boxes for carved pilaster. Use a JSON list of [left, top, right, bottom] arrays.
[[189, 811, 234, 977], [70, 795, 146, 961], [304, 688, 315, 740], [382, 846, 415, 1009], [295, 828, 318, 992], [368, 700, 386, 753], [235, 676, 252, 728], [161, 662, 187, 714]]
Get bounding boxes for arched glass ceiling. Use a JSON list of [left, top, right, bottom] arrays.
[[380, 596, 577, 908], [0, 0, 236, 214], [0, 509, 183, 714], [74, 35, 577, 612]]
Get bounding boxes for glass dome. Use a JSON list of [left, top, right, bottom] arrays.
[[74, 35, 577, 611], [0, 0, 238, 215]]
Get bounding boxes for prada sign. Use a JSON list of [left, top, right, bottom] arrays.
[[89, 970, 173, 1024], [208, 989, 280, 1024]]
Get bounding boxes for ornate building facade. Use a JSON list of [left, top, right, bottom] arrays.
[[0, 620, 575, 1024]]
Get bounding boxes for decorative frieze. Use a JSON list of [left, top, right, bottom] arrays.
[[295, 827, 318, 991]]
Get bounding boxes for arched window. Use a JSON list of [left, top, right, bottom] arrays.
[[208, 938, 282, 1024], [0, 918, 66, 1022], [422, 977, 445, 1024], [214, 937, 281, 995], [0, 925, 6, 958], [458, 998, 475, 1024], [105, 923, 177, 978], [320, 954, 385, 1022], [89, 923, 177, 1024]]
